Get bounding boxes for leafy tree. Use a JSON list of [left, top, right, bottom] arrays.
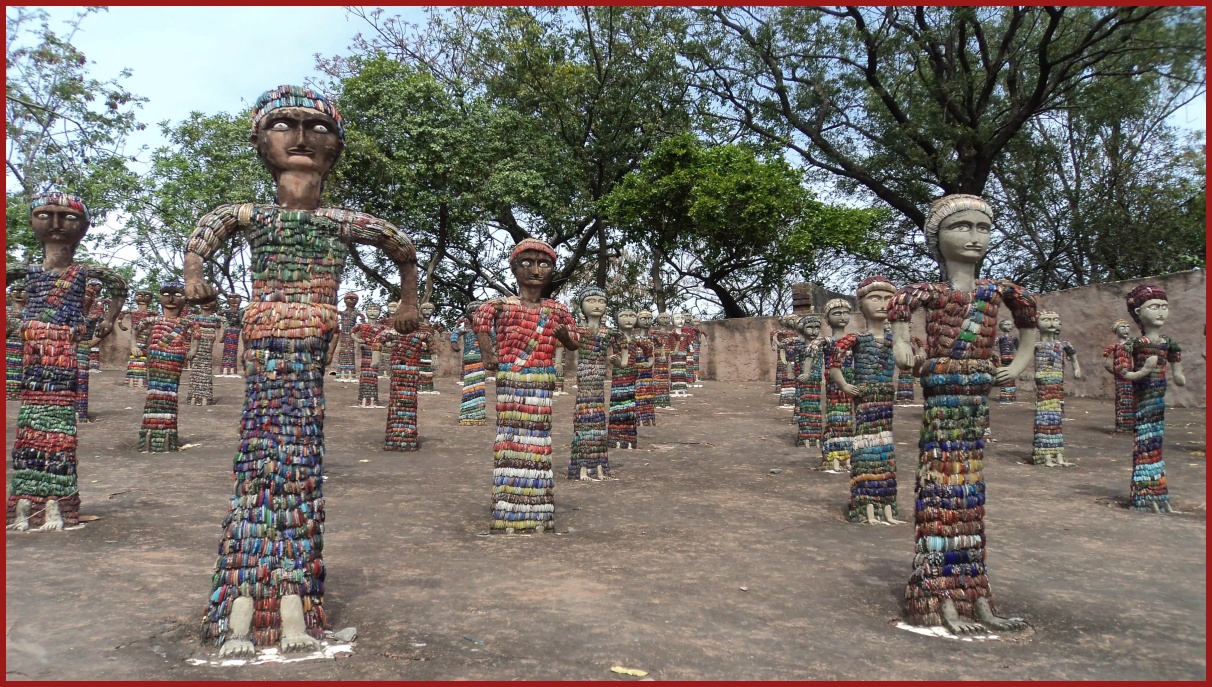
[[684, 6, 1206, 283], [603, 134, 885, 317], [6, 6, 145, 262]]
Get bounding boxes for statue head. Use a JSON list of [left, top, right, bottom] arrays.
[[160, 281, 185, 314], [133, 290, 153, 307], [655, 312, 674, 327], [855, 276, 896, 324], [1112, 319, 1132, 339], [342, 292, 359, 308], [778, 314, 799, 329], [82, 279, 102, 313], [689, 315, 701, 326], [420, 301, 435, 319], [365, 302, 382, 320], [636, 310, 653, 329], [823, 298, 852, 330], [672, 312, 686, 327], [250, 85, 345, 183], [509, 238, 558, 292], [798, 314, 822, 341], [923, 194, 993, 279], [998, 319, 1014, 334], [29, 191, 91, 250], [198, 290, 219, 314], [1125, 284, 1168, 331], [385, 300, 399, 318], [8, 280, 27, 307], [578, 286, 607, 320], [1037, 310, 1061, 335], [616, 309, 638, 330]]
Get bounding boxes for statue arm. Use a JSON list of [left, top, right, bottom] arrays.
[[184, 205, 246, 304], [331, 211, 419, 332], [471, 302, 498, 370], [997, 283, 1038, 383], [86, 265, 128, 339], [888, 283, 932, 370], [1168, 338, 1185, 386]]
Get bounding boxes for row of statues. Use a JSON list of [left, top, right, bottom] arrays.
[[5, 84, 1191, 657]]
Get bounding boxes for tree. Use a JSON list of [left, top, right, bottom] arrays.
[[684, 6, 1206, 282], [602, 134, 886, 317], [6, 6, 145, 262]]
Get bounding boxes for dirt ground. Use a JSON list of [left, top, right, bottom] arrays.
[[5, 371, 1207, 680]]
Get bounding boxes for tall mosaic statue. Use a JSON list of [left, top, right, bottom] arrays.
[[184, 86, 420, 655], [451, 301, 487, 425], [7, 192, 127, 532], [1102, 319, 1136, 433], [186, 294, 224, 405], [568, 288, 620, 481], [6, 279, 28, 400], [994, 319, 1019, 403], [829, 277, 904, 524], [375, 303, 432, 451], [1113, 284, 1186, 514], [417, 301, 441, 394], [1029, 310, 1081, 467], [135, 282, 199, 451], [334, 292, 364, 382], [820, 299, 855, 472], [650, 312, 677, 409], [633, 310, 657, 427], [889, 193, 1035, 635], [218, 293, 244, 377], [474, 239, 579, 533], [120, 289, 155, 388], [350, 302, 386, 407], [669, 312, 693, 397], [794, 315, 824, 448], [607, 309, 639, 450]]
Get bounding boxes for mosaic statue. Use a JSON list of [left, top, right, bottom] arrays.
[[217, 293, 244, 377], [6, 279, 28, 400], [633, 310, 657, 427], [1030, 310, 1082, 467], [474, 238, 579, 533], [451, 301, 486, 425], [830, 277, 904, 524], [686, 314, 704, 387], [771, 317, 798, 400], [120, 290, 155, 388], [74, 280, 106, 420], [1102, 319, 1136, 434], [569, 287, 621, 481], [994, 319, 1019, 403], [607, 309, 639, 449], [553, 343, 567, 395], [418, 301, 441, 394], [1114, 284, 1186, 514], [6, 192, 127, 532], [85, 293, 106, 372], [375, 309, 432, 451], [820, 299, 855, 472], [349, 302, 386, 407], [185, 294, 224, 406], [650, 311, 677, 409], [889, 193, 1036, 635], [794, 314, 824, 448], [334, 292, 364, 382], [135, 282, 199, 451], [669, 312, 693, 397], [895, 367, 915, 403], [184, 86, 420, 655]]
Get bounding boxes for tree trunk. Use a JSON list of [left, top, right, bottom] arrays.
[[650, 240, 667, 313], [702, 276, 749, 318], [421, 201, 449, 304], [595, 216, 608, 288]]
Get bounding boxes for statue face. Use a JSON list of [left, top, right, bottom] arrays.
[[225, 294, 242, 309], [343, 293, 359, 308], [252, 106, 343, 179], [160, 286, 184, 310], [466, 301, 482, 319], [826, 307, 851, 329], [672, 313, 686, 326], [135, 291, 152, 306], [511, 250, 555, 290], [998, 319, 1014, 333], [937, 209, 992, 266], [199, 297, 218, 314], [800, 320, 821, 340], [385, 301, 399, 317], [1114, 323, 1132, 338], [1037, 312, 1061, 334], [581, 294, 607, 319], [419, 302, 435, 318], [656, 312, 673, 327], [11, 287, 26, 305], [30, 204, 89, 248], [636, 312, 653, 328], [1134, 299, 1169, 329], [617, 311, 637, 329], [366, 303, 382, 320], [858, 291, 893, 323]]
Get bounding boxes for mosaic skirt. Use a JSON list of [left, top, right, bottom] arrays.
[[491, 364, 556, 532]]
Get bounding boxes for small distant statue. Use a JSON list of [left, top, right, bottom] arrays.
[[608, 309, 639, 449], [1102, 319, 1135, 434], [632, 310, 657, 427], [1029, 310, 1082, 467], [350, 302, 386, 407], [568, 287, 622, 481], [185, 294, 224, 406], [5, 279, 27, 400], [136, 282, 199, 451], [994, 319, 1019, 403], [119, 290, 155, 388], [417, 301, 442, 394], [794, 314, 823, 448], [334, 292, 364, 382], [820, 299, 854, 472], [451, 301, 487, 425]]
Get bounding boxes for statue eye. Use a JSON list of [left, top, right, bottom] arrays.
[[34, 212, 49, 220], [65, 214, 79, 221], [270, 121, 291, 131], [312, 123, 330, 133]]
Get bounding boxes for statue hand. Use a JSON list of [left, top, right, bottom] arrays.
[[996, 366, 1016, 385], [841, 382, 859, 398], [1173, 371, 1186, 387], [1142, 355, 1160, 373], [483, 356, 499, 373], [94, 321, 113, 340], [892, 340, 914, 370], [184, 281, 218, 306], [450, 341, 461, 352], [1073, 368, 1083, 380], [394, 305, 419, 334]]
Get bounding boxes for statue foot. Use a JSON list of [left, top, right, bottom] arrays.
[[1056, 457, 1073, 468], [831, 459, 841, 472], [596, 466, 606, 481], [939, 598, 984, 635], [973, 597, 1027, 632], [864, 503, 876, 524], [579, 466, 590, 482], [1160, 501, 1180, 514], [1150, 501, 1162, 514], [219, 597, 257, 658], [882, 505, 905, 525], [279, 594, 321, 654], [7, 498, 31, 531], [36, 499, 64, 532]]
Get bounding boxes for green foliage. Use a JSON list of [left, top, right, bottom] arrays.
[[5, 7, 146, 263]]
